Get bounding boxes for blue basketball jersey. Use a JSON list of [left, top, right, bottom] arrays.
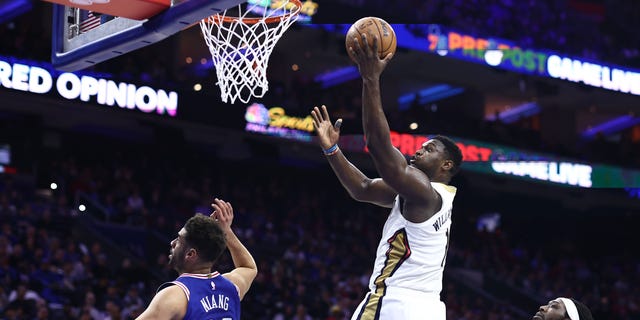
[[158, 271, 241, 320]]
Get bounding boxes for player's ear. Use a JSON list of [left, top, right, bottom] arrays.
[[186, 248, 197, 260], [442, 159, 453, 171]]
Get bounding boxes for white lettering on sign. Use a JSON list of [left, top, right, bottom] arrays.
[[0, 61, 53, 94], [491, 161, 592, 187], [0, 58, 177, 117], [29, 66, 53, 93], [547, 55, 640, 96]]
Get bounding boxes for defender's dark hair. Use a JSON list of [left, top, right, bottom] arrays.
[[183, 215, 226, 263], [571, 298, 594, 320], [432, 135, 463, 176]]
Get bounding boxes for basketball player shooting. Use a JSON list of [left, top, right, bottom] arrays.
[[136, 198, 257, 320], [310, 33, 463, 319]]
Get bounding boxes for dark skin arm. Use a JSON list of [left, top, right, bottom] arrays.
[[349, 34, 441, 222], [311, 105, 396, 208]]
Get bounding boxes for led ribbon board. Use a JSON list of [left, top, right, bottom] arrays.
[[337, 132, 640, 188], [0, 56, 178, 117], [305, 23, 640, 95], [423, 24, 640, 96], [247, 0, 318, 23]]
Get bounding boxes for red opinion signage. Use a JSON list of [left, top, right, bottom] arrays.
[[363, 131, 492, 162]]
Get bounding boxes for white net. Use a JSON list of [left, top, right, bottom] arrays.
[[199, 1, 301, 104]]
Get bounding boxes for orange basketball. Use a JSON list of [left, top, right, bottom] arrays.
[[345, 17, 397, 62]]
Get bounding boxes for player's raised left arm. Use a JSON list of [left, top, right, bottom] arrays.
[[212, 198, 257, 301]]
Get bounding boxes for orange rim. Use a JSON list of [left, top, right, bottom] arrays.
[[211, 0, 302, 25]]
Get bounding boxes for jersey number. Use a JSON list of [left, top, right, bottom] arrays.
[[440, 228, 450, 267]]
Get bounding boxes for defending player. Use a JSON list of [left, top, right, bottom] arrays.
[[533, 297, 594, 320], [136, 198, 257, 320]]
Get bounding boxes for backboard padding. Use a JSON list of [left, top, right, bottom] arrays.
[[51, 0, 246, 71]]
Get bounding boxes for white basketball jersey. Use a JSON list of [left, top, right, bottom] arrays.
[[367, 182, 457, 295]]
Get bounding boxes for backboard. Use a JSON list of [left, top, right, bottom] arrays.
[[48, 0, 245, 71]]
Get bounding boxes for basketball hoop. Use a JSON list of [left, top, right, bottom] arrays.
[[199, 0, 302, 104]]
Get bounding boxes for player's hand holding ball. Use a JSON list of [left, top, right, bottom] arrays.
[[345, 17, 396, 79]]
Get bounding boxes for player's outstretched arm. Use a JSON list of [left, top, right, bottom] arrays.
[[212, 198, 257, 301], [349, 35, 437, 208], [311, 105, 396, 208]]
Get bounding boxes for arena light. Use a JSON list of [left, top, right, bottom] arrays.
[[0, 0, 32, 24], [314, 66, 359, 89], [484, 49, 503, 66], [626, 188, 640, 199], [486, 102, 540, 124], [0, 165, 17, 174], [581, 115, 640, 139], [0, 144, 9, 165], [398, 84, 464, 110]]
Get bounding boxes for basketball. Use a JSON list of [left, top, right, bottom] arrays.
[[345, 17, 397, 62]]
